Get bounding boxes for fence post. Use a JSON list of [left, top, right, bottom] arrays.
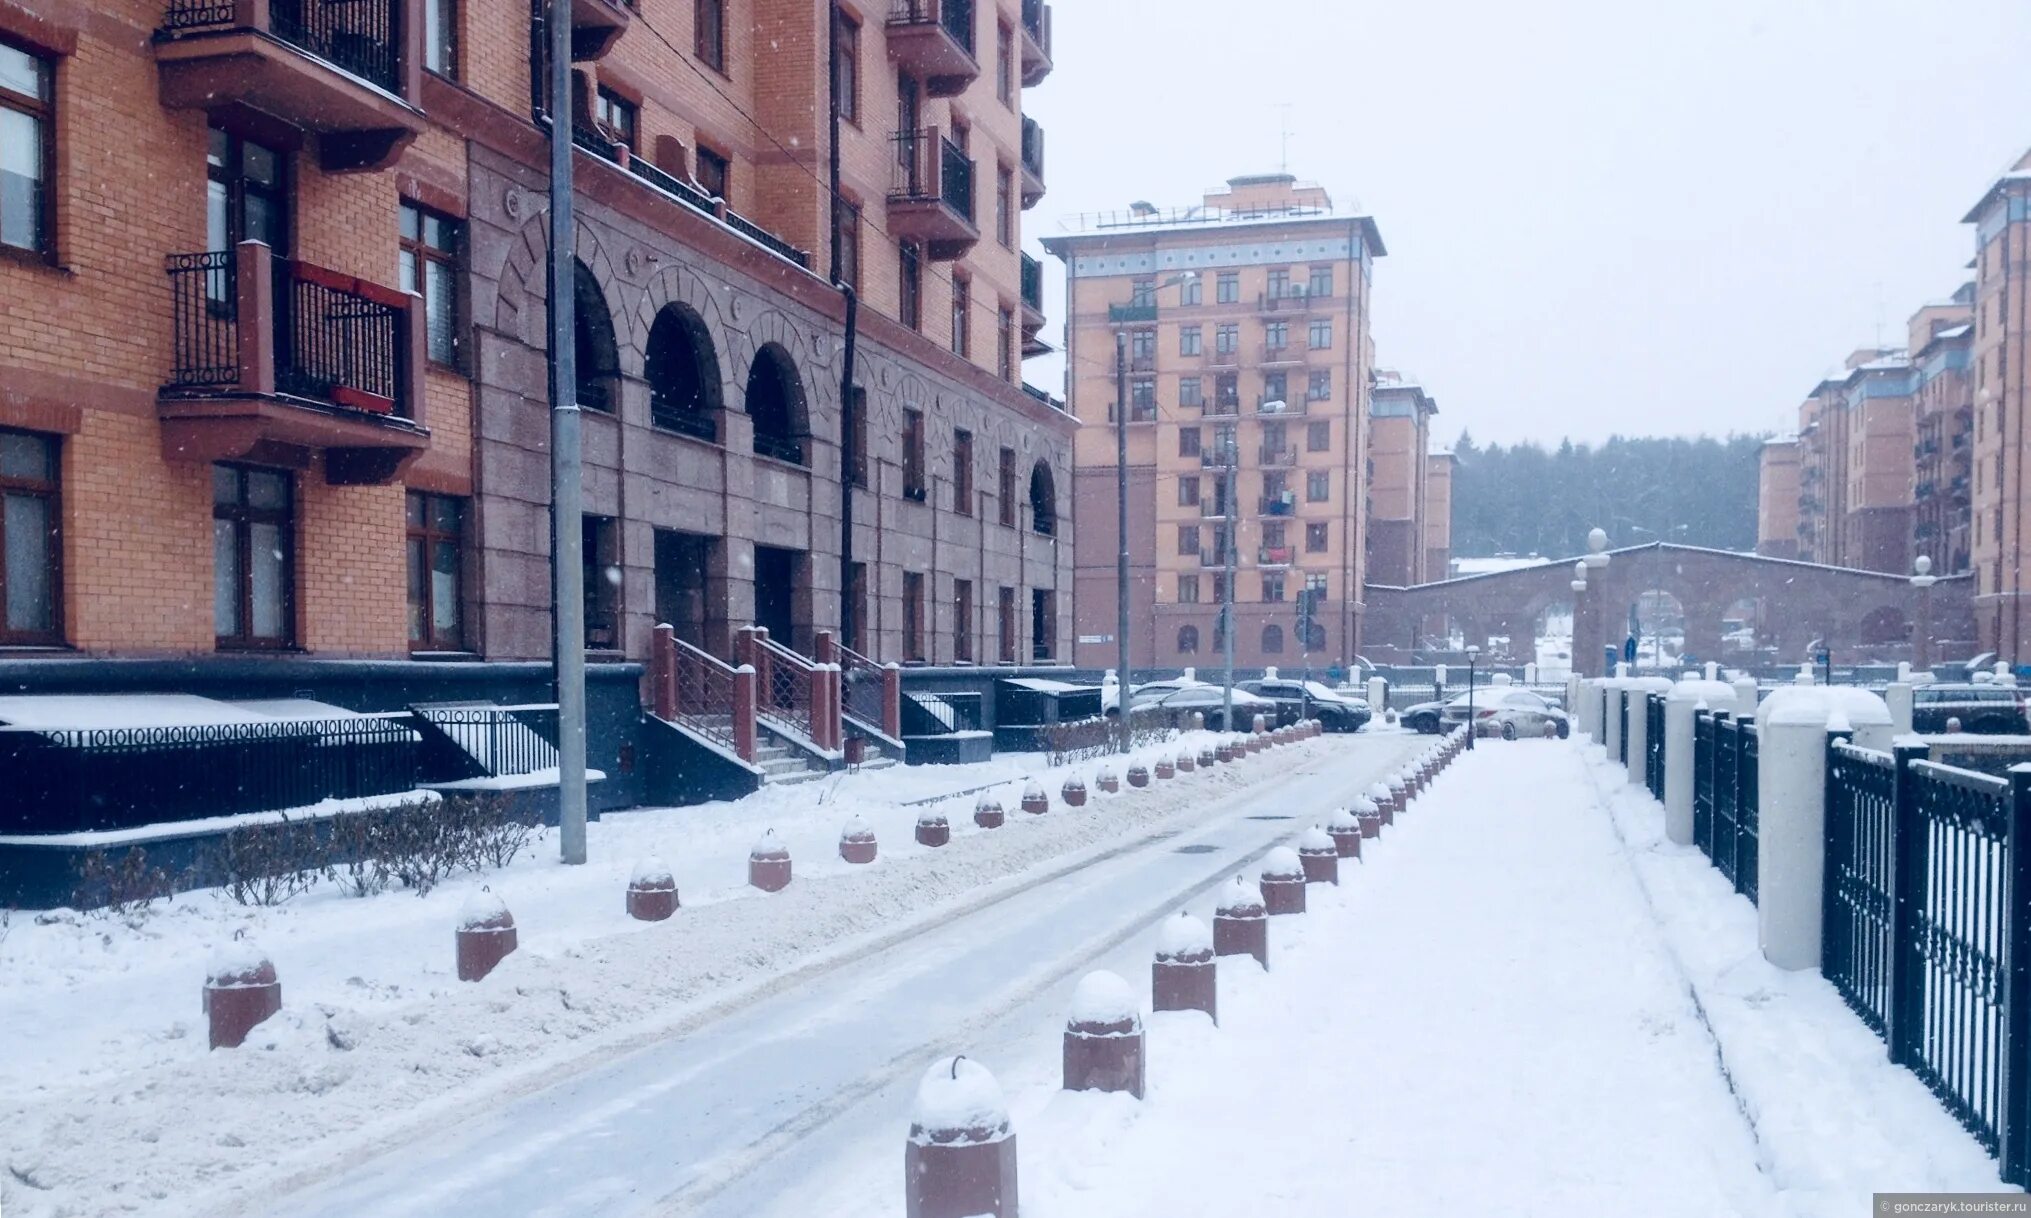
[[2001, 764, 2031, 1184], [883, 661, 902, 739], [1885, 740, 1929, 1070], [1886, 681, 1914, 736], [1664, 692, 1699, 844], [733, 665, 758, 763], [1757, 704, 1836, 970], [651, 624, 676, 720]]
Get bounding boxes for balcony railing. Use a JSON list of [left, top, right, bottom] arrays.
[[1260, 342, 1302, 366], [1019, 115, 1045, 207], [1108, 302, 1158, 324], [889, 127, 977, 258], [1258, 545, 1294, 566], [1199, 549, 1228, 567], [1258, 287, 1320, 314], [1129, 353, 1156, 373], [1020, 252, 1045, 321], [1260, 494, 1297, 517], [1257, 395, 1306, 415], [1019, 0, 1052, 84], [1206, 398, 1240, 417], [1199, 499, 1231, 519], [1258, 446, 1297, 467], [886, 0, 978, 96], [163, 0, 399, 92], [1199, 446, 1239, 468], [577, 129, 812, 270]]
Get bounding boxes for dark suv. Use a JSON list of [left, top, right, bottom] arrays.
[[1912, 684, 2029, 734], [1237, 678, 1372, 733]]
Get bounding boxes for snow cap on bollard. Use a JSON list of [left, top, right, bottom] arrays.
[[1021, 777, 1050, 815], [840, 814, 879, 864], [1259, 846, 1307, 915], [1061, 774, 1089, 807], [1368, 780, 1397, 825], [1152, 911, 1217, 1022], [1094, 765, 1119, 794], [627, 857, 679, 920], [1201, 742, 1221, 766], [1327, 806, 1363, 858], [1176, 748, 1196, 773], [905, 1056, 1018, 1218], [455, 888, 518, 983], [1127, 762, 1151, 787], [1063, 970, 1146, 1099], [1297, 825, 1339, 885], [1153, 756, 1175, 780], [749, 828, 792, 892], [916, 808, 951, 848], [205, 934, 281, 1049], [974, 792, 1005, 829], [1354, 794, 1383, 839], [1213, 874, 1270, 968], [1252, 713, 1269, 735]]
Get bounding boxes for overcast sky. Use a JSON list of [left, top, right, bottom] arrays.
[[1021, 0, 2031, 447]]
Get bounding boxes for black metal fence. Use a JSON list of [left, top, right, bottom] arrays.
[[1690, 709, 1760, 903], [1822, 738, 2028, 1178], [1644, 693, 1667, 800]]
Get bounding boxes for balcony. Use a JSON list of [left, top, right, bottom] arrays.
[[1260, 343, 1303, 367], [1260, 494, 1297, 517], [1205, 348, 1241, 369], [1199, 549, 1228, 567], [1258, 288, 1319, 314], [1205, 398, 1240, 418], [1019, 0, 1052, 85], [581, 133, 811, 270], [1019, 252, 1049, 355], [1258, 446, 1297, 468], [1256, 395, 1306, 415], [1199, 500, 1231, 520], [888, 127, 977, 260], [1257, 545, 1294, 567], [154, 0, 424, 172], [1019, 116, 1046, 208], [1199, 446, 1239, 469], [886, 0, 978, 98], [1108, 301, 1158, 324], [569, 0, 632, 60], [159, 241, 427, 485]]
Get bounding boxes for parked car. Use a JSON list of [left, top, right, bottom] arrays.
[[1401, 688, 1569, 738], [1912, 684, 2029, 734], [1103, 675, 1212, 717], [1238, 678, 1372, 732], [1139, 684, 1276, 731]]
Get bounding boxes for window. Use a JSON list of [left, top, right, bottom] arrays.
[[997, 21, 1014, 104], [899, 241, 923, 330], [582, 515, 619, 649], [1177, 624, 1199, 654], [846, 387, 868, 487], [1212, 572, 1227, 604], [695, 0, 726, 72], [1262, 575, 1285, 603], [998, 306, 1015, 381], [1262, 421, 1287, 455], [903, 409, 926, 501], [695, 145, 730, 200], [208, 127, 289, 258], [953, 428, 974, 515], [1308, 370, 1331, 401], [595, 87, 638, 152], [0, 428, 59, 644], [1309, 318, 1332, 349], [406, 493, 465, 651], [1307, 421, 1330, 452], [1179, 427, 1201, 457], [1179, 376, 1204, 408], [998, 585, 1016, 662], [212, 465, 293, 649], [400, 203, 463, 369], [836, 199, 862, 290], [998, 446, 1016, 526], [1266, 321, 1289, 351], [424, 0, 457, 76], [903, 571, 925, 660], [1262, 521, 1285, 549], [1215, 324, 1238, 355], [833, 6, 860, 124], [1130, 328, 1156, 368], [1177, 524, 1199, 555], [1178, 576, 1200, 605], [1261, 623, 1284, 653], [1030, 588, 1055, 660], [1178, 476, 1199, 506], [1307, 471, 1330, 502], [0, 40, 52, 258], [1130, 277, 1155, 307], [1263, 371, 1287, 404], [996, 166, 1013, 247], [1267, 269, 1289, 298], [1180, 325, 1202, 356], [1181, 276, 1202, 306], [1030, 460, 1056, 535], [573, 261, 619, 411], [1308, 266, 1332, 297], [951, 273, 970, 357], [953, 578, 973, 661], [1130, 377, 1155, 421], [1306, 522, 1328, 553], [1216, 272, 1238, 303], [1214, 373, 1238, 410]]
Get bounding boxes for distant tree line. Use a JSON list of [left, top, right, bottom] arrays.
[[1447, 432, 1768, 559]]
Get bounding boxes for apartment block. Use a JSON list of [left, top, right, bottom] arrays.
[[1364, 371, 1437, 585], [1911, 286, 1975, 575], [1422, 450, 1454, 580], [1042, 173, 1383, 671], [1756, 439, 1800, 560], [1785, 347, 1912, 573], [0, 0, 1073, 676], [1965, 153, 2031, 658]]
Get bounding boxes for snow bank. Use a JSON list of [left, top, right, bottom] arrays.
[[909, 1056, 1011, 1144], [1068, 970, 1140, 1027]]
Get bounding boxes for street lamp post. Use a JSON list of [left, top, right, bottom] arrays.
[[1910, 555, 1937, 673], [1465, 643, 1481, 750]]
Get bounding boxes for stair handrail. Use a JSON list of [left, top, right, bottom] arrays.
[[652, 624, 757, 763], [835, 639, 903, 740]]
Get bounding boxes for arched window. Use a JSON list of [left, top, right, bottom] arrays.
[[573, 261, 619, 413], [646, 303, 722, 440], [1177, 624, 1199, 654], [1261, 623, 1284, 654], [1029, 460, 1056, 536], [746, 342, 807, 465]]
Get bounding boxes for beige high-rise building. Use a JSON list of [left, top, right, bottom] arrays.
[[1042, 173, 1384, 671], [1364, 372, 1438, 585], [1965, 151, 2031, 658], [1423, 451, 1455, 581]]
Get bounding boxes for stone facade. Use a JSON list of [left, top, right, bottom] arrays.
[[1363, 372, 1436, 586], [1756, 439, 1800, 560], [1965, 154, 2031, 659]]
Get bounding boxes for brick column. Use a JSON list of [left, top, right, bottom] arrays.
[[651, 623, 676, 720], [733, 665, 757, 763], [882, 661, 902, 739]]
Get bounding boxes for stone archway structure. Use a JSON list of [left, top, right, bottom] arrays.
[[1362, 543, 1976, 674]]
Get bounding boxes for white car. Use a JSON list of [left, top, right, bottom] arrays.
[[1475, 689, 1570, 739], [1140, 684, 1276, 731]]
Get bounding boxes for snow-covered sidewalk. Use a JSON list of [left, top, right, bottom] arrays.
[[773, 739, 2006, 1217]]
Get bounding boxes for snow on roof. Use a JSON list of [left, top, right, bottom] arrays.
[[0, 694, 280, 730], [1451, 556, 1551, 576], [1001, 677, 1098, 694], [229, 698, 369, 720]]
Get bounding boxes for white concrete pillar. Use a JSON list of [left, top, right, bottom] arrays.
[[1525, 663, 1538, 683], [1794, 663, 1814, 686], [1626, 690, 1650, 786], [1731, 677, 1760, 719], [1757, 686, 1893, 971], [1665, 678, 1736, 844], [1366, 676, 1387, 716], [1603, 684, 1624, 761], [1886, 682, 1914, 736], [1896, 661, 1912, 684]]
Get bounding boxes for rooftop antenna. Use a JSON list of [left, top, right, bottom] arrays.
[[1274, 103, 1294, 174]]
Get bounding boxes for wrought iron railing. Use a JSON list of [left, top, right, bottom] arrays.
[[1020, 115, 1044, 185], [753, 634, 819, 744], [166, 251, 239, 388], [838, 641, 890, 736], [670, 636, 741, 754], [724, 208, 813, 268], [1644, 693, 1667, 800], [1021, 252, 1043, 314], [1690, 708, 1760, 903], [891, 129, 975, 225], [0, 716, 421, 835], [275, 258, 408, 415], [413, 705, 559, 777], [160, 0, 400, 92], [889, 0, 973, 54], [1826, 739, 1898, 1035]]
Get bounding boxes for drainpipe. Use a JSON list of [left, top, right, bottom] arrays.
[[828, 2, 860, 655]]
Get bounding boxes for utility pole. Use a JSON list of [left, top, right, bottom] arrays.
[[1114, 326, 1131, 752], [547, 0, 587, 864], [1223, 458, 1237, 729]]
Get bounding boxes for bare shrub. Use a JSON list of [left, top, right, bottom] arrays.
[[72, 847, 173, 918], [204, 814, 328, 907]]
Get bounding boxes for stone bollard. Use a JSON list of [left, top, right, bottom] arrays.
[[749, 829, 792, 892], [1021, 779, 1049, 815], [1062, 970, 1146, 1099], [1297, 826, 1339, 885], [905, 1056, 1018, 1218], [916, 809, 951, 848], [1327, 806, 1363, 858], [840, 815, 880, 864], [1189, 711, 1204, 730], [1127, 763, 1150, 788], [1061, 776, 1088, 807], [1948, 715, 1963, 734], [1153, 757, 1174, 781], [1176, 749, 1196, 774], [1354, 795, 1383, 840], [1389, 773, 1410, 811], [974, 793, 1005, 830], [626, 858, 679, 920], [1213, 875, 1269, 968], [1247, 731, 1264, 755], [1214, 740, 1234, 763], [1259, 847, 1307, 915], [455, 890, 517, 983], [1543, 720, 1558, 738], [1252, 713, 1269, 736], [1151, 912, 1216, 1024], [1094, 766, 1119, 795], [205, 938, 281, 1049], [1368, 781, 1397, 826]]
